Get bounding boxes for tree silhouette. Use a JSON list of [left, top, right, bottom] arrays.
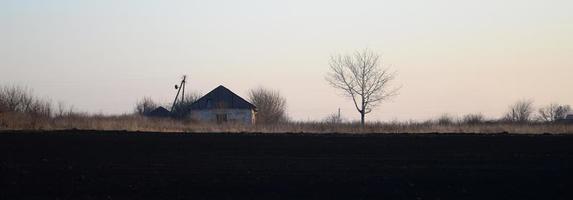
[[326, 49, 399, 127]]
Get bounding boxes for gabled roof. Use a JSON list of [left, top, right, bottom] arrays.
[[148, 106, 171, 117], [190, 85, 256, 110]]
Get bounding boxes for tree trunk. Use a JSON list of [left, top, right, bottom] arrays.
[[360, 111, 365, 128], [361, 96, 366, 128]]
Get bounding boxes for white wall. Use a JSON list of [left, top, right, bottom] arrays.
[[190, 109, 255, 125]]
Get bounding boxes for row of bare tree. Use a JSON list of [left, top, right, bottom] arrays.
[[503, 100, 571, 123], [325, 49, 571, 125], [0, 85, 93, 119], [0, 85, 52, 117], [427, 101, 571, 125]]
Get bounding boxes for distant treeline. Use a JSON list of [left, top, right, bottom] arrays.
[[0, 85, 571, 133]]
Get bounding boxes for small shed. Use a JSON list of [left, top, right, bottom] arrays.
[[189, 85, 256, 124], [565, 114, 573, 123], [148, 106, 171, 118], [556, 113, 573, 123]]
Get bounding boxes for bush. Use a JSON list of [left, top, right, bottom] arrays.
[[171, 93, 202, 118], [503, 100, 534, 123], [323, 112, 343, 124], [537, 103, 571, 122], [0, 85, 52, 117], [248, 87, 288, 124], [134, 97, 158, 116], [0, 98, 7, 113], [461, 113, 485, 125], [436, 114, 455, 125]]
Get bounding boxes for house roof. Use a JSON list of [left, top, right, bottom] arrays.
[[148, 106, 171, 117], [190, 85, 256, 110]]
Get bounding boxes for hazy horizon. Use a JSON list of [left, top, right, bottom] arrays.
[[2, 0, 572, 122]]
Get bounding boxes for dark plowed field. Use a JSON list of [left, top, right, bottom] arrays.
[[1, 131, 572, 199]]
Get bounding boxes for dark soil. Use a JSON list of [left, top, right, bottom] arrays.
[[1, 130, 572, 199]]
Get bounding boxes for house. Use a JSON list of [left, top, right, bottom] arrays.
[[188, 85, 256, 124], [565, 114, 573, 123], [148, 106, 171, 118]]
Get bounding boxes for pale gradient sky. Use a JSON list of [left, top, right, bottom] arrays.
[[1, 0, 572, 121]]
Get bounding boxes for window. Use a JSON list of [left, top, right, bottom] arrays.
[[206, 99, 213, 109], [216, 114, 228, 124]]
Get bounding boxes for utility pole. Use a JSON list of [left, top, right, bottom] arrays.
[[181, 75, 186, 104], [171, 75, 187, 112], [337, 107, 342, 123]]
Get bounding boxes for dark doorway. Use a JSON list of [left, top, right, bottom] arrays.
[[216, 114, 228, 124]]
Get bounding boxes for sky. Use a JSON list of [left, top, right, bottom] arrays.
[[1, 0, 572, 122]]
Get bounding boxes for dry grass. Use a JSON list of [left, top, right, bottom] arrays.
[[1, 112, 572, 134], [250, 121, 573, 134], [1, 84, 571, 134], [0, 112, 187, 132]]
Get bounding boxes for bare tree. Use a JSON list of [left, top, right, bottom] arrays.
[[436, 113, 455, 125], [0, 85, 32, 113], [323, 109, 343, 124], [537, 103, 571, 122], [461, 113, 485, 125], [503, 100, 534, 123], [248, 87, 287, 124], [0, 102, 6, 113], [0, 92, 6, 113], [55, 101, 79, 118], [27, 98, 52, 117], [134, 97, 158, 116], [0, 85, 52, 117], [171, 92, 202, 118], [325, 49, 399, 127]]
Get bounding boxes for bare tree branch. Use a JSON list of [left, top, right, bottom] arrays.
[[325, 48, 400, 127], [248, 87, 288, 124], [134, 97, 158, 116], [503, 99, 534, 123], [537, 103, 571, 122]]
